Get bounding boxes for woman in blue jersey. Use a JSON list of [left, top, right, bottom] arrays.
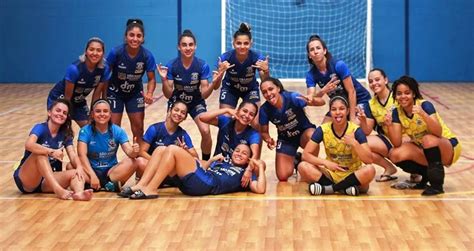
[[259, 77, 324, 181], [386, 76, 462, 195], [47, 37, 109, 127], [106, 19, 157, 144], [77, 99, 140, 191], [120, 144, 266, 199], [305, 35, 371, 123], [357, 68, 398, 182], [199, 101, 261, 162], [214, 23, 270, 110], [299, 96, 375, 196], [157, 30, 216, 160], [13, 99, 93, 200], [135, 101, 198, 179]]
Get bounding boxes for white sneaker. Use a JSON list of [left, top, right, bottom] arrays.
[[309, 183, 324, 195], [344, 186, 360, 196]]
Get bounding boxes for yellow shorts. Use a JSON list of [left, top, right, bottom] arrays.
[[325, 169, 353, 184], [449, 142, 462, 167]]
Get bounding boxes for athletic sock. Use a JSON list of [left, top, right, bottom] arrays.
[[202, 153, 211, 161], [423, 146, 445, 193], [332, 173, 361, 192]]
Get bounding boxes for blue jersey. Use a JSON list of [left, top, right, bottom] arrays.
[[213, 115, 261, 162], [142, 121, 194, 155], [305, 58, 371, 103], [219, 49, 265, 93], [259, 91, 315, 141], [19, 122, 73, 172], [106, 44, 156, 96], [78, 124, 129, 171], [166, 56, 211, 104], [48, 60, 110, 104], [207, 161, 256, 195]]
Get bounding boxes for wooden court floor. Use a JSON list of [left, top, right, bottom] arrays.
[[0, 83, 472, 250]]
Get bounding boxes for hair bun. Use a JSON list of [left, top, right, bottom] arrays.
[[182, 29, 193, 35], [239, 22, 251, 33], [126, 18, 144, 27], [309, 34, 320, 40]]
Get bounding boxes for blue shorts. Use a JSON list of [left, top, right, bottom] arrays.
[[13, 165, 43, 193], [276, 138, 300, 156], [219, 86, 260, 108], [107, 91, 145, 114], [168, 97, 207, 119], [178, 162, 215, 196], [377, 134, 393, 151], [47, 95, 90, 121], [276, 125, 316, 156], [92, 168, 112, 188]]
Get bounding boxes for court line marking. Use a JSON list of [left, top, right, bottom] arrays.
[[1, 191, 474, 202], [420, 90, 450, 110], [0, 105, 28, 117], [0, 197, 473, 202]]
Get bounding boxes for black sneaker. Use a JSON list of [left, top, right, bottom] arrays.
[[309, 183, 324, 195], [412, 181, 428, 190], [421, 186, 444, 196]]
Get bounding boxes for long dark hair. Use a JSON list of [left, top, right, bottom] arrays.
[[48, 99, 74, 139], [306, 34, 332, 68], [260, 77, 285, 93], [392, 75, 423, 101]]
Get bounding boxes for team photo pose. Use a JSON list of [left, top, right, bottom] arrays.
[[298, 96, 375, 196], [13, 99, 92, 200], [157, 30, 215, 160], [135, 101, 198, 180], [215, 22, 269, 110], [259, 77, 323, 181], [47, 37, 109, 127], [305, 34, 371, 122], [77, 99, 140, 192], [357, 68, 398, 182], [106, 19, 156, 144], [386, 76, 461, 195], [120, 144, 266, 199], [200, 101, 261, 162]]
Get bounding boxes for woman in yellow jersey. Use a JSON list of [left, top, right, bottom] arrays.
[[298, 96, 375, 196], [386, 76, 461, 195], [357, 68, 398, 182]]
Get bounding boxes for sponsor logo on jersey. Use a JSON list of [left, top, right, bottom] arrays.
[[135, 62, 144, 74]]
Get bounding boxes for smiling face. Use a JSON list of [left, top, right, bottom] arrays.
[[368, 70, 388, 94], [395, 83, 414, 108], [330, 99, 349, 125], [85, 41, 104, 66], [231, 144, 251, 166], [91, 102, 111, 125], [168, 102, 188, 124], [48, 102, 69, 125], [260, 80, 281, 106], [307, 40, 327, 64], [236, 103, 257, 125], [178, 36, 196, 59], [125, 27, 144, 49], [233, 35, 251, 57]]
